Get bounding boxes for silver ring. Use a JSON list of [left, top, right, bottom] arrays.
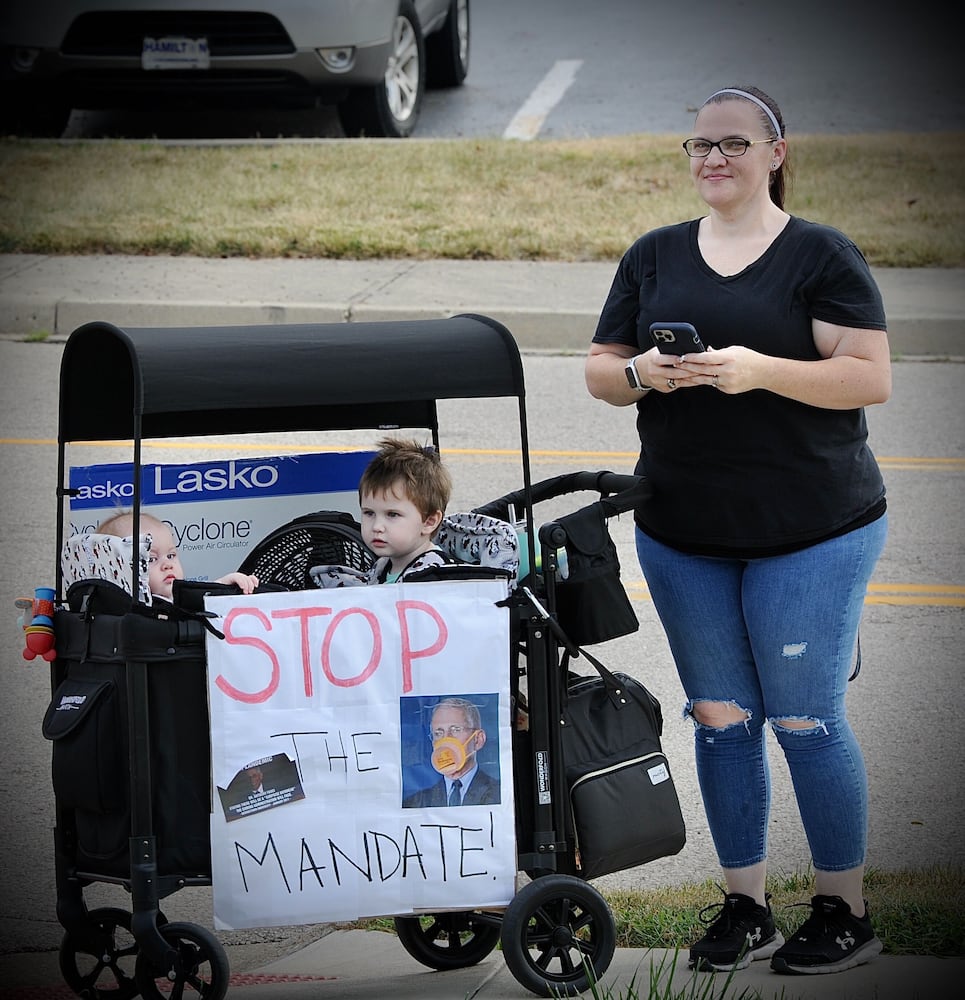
[[713, 374, 720, 389], [667, 378, 676, 390]]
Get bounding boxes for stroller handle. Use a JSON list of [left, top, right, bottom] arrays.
[[538, 474, 651, 550], [474, 471, 646, 522], [474, 470, 650, 573]]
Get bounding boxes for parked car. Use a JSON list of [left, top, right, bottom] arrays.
[[0, 0, 469, 138]]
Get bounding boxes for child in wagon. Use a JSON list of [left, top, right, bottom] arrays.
[[312, 437, 459, 586]]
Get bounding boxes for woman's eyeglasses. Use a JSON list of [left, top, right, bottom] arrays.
[[682, 137, 778, 158]]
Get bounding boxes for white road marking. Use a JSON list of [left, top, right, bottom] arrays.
[[502, 59, 583, 140]]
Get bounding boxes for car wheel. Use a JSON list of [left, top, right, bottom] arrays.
[[426, 0, 470, 88], [337, 0, 425, 138]]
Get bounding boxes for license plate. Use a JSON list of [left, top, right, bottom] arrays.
[[142, 36, 211, 71]]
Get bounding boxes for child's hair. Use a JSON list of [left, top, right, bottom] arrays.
[[358, 438, 452, 525], [97, 510, 166, 537]]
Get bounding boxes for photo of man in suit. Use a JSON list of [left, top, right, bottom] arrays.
[[403, 696, 500, 808], [216, 753, 305, 821]]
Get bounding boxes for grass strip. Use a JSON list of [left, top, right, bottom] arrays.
[[343, 865, 965, 958], [606, 865, 965, 957], [2, 133, 964, 266]]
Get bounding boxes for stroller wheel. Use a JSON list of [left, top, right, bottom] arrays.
[[134, 921, 229, 1000], [59, 906, 139, 1000], [394, 911, 501, 970], [500, 874, 616, 997]]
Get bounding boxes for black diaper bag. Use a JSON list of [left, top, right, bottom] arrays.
[[559, 647, 686, 879]]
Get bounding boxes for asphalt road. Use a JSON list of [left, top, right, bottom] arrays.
[[1, 340, 963, 958], [60, 0, 962, 140]]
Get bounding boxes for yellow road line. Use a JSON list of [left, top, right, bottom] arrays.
[[865, 595, 965, 606], [625, 581, 965, 608], [3, 439, 964, 468], [877, 456, 965, 467], [0, 439, 638, 458], [866, 583, 965, 607]]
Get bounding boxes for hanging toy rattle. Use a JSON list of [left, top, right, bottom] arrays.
[[17, 586, 57, 662]]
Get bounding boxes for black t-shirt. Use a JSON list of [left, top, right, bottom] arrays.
[[593, 216, 887, 556]]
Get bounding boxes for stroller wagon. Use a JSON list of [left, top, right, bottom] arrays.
[[45, 315, 683, 998]]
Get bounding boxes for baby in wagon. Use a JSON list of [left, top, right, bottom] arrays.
[[312, 437, 460, 587], [97, 511, 259, 602]]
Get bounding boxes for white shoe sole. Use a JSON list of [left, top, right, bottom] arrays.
[[770, 937, 883, 975], [690, 932, 786, 972]]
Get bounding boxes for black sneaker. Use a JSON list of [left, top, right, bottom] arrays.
[[770, 895, 883, 975], [689, 891, 785, 972]]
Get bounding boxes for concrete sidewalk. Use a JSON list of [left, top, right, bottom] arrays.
[[3, 925, 961, 999], [0, 254, 962, 356], [240, 928, 962, 999]]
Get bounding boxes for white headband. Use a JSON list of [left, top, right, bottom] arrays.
[[706, 88, 782, 139]]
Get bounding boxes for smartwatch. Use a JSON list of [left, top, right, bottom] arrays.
[[624, 355, 650, 392]]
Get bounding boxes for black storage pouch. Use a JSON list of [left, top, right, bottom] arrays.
[[43, 675, 124, 815], [553, 502, 639, 646], [44, 612, 131, 869]]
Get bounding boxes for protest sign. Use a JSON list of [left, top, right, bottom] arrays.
[[204, 578, 515, 929], [68, 451, 374, 581]]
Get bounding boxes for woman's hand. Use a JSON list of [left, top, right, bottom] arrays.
[[670, 323, 892, 409], [585, 343, 699, 402], [640, 348, 706, 393], [669, 345, 756, 394]]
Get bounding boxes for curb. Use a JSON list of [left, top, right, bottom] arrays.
[[0, 255, 962, 357]]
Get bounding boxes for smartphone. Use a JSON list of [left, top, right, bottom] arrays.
[[649, 322, 707, 354]]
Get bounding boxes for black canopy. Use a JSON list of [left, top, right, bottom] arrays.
[[55, 315, 536, 591], [58, 314, 527, 442]]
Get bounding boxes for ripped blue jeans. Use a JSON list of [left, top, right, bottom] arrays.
[[636, 516, 887, 872]]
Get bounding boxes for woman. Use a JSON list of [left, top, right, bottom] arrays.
[[585, 85, 890, 977]]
